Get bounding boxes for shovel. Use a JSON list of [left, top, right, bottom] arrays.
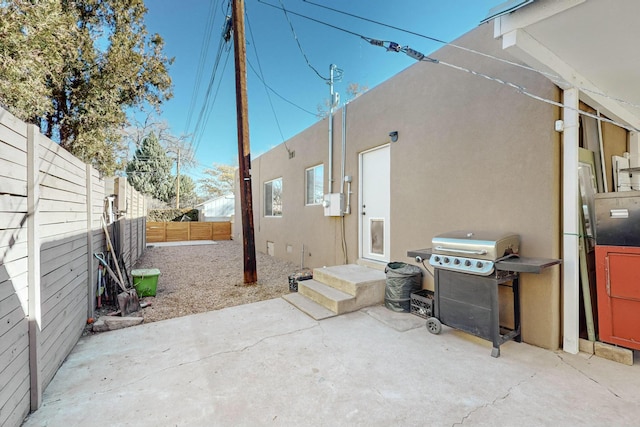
[[97, 219, 141, 316], [94, 252, 140, 315]]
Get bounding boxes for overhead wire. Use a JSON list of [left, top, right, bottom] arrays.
[[300, 0, 640, 114], [257, 0, 640, 133], [190, 0, 233, 159], [299, 0, 564, 83], [246, 59, 317, 116], [184, 0, 221, 134], [193, 48, 233, 153], [276, 0, 328, 81], [245, 8, 289, 150]]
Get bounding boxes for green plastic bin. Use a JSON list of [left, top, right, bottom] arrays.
[[131, 268, 160, 297]]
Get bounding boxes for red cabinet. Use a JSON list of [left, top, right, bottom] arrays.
[[595, 245, 640, 350]]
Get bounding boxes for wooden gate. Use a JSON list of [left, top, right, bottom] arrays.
[[146, 222, 231, 243]]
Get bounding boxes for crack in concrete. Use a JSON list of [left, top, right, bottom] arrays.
[[555, 353, 621, 398], [316, 321, 398, 407], [92, 323, 320, 395], [452, 373, 537, 426]]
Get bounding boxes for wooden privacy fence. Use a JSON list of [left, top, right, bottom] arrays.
[[146, 221, 231, 243], [0, 108, 147, 427]]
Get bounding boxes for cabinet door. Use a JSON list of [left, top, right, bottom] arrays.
[[596, 246, 640, 350], [607, 252, 640, 342]]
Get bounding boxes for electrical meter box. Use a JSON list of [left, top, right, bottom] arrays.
[[323, 193, 344, 217]]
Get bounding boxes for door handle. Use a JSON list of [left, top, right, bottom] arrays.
[[605, 256, 611, 296]]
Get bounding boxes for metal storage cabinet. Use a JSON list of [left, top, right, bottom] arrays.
[[595, 245, 640, 350], [595, 191, 640, 246]]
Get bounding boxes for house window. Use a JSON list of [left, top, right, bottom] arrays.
[[305, 164, 324, 205], [264, 178, 283, 217]]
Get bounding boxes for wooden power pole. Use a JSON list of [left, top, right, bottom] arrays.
[[232, 0, 257, 283]]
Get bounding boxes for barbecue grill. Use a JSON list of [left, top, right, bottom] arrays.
[[408, 231, 560, 357], [429, 231, 519, 276]]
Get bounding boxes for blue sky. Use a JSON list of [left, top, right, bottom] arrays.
[[141, 0, 499, 183]]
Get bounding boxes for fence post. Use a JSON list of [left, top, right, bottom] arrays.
[[27, 124, 42, 410], [86, 165, 95, 319], [128, 179, 133, 269]]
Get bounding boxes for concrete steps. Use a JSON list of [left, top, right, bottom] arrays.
[[283, 263, 387, 320]]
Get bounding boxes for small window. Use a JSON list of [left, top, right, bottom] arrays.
[[264, 178, 282, 217], [305, 164, 324, 205]]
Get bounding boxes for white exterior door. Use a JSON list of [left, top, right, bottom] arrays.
[[360, 144, 390, 262]]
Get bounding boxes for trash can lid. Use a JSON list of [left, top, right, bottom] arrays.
[[131, 268, 161, 276]]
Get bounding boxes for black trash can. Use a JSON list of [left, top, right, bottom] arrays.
[[384, 262, 423, 312]]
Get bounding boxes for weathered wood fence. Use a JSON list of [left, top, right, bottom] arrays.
[[146, 221, 231, 243], [0, 108, 146, 427]]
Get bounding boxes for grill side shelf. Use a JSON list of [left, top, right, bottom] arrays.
[[407, 248, 433, 262], [495, 257, 562, 274], [407, 249, 561, 275]]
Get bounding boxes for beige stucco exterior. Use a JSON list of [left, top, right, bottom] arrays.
[[234, 24, 563, 350]]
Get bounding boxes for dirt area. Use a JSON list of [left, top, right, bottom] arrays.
[[90, 240, 302, 328]]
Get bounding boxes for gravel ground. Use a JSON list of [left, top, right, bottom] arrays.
[[129, 240, 301, 323]]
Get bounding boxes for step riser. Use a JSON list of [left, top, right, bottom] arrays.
[[312, 268, 356, 294], [288, 264, 388, 318], [353, 282, 386, 308], [282, 293, 336, 320], [298, 282, 354, 314], [298, 281, 386, 314]]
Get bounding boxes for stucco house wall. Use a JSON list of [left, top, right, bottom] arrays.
[[234, 24, 562, 350]]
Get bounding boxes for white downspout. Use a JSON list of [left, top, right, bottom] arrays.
[[562, 87, 580, 354]]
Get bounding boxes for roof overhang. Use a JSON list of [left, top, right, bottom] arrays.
[[492, 0, 640, 131]]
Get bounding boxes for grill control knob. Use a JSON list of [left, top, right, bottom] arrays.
[[464, 260, 471, 267], [453, 259, 460, 265], [443, 257, 450, 264], [433, 256, 440, 263], [476, 261, 483, 268]]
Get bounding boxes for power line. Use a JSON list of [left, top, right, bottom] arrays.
[[302, 0, 640, 111], [184, 0, 222, 134], [275, 0, 328, 81], [245, 9, 287, 145], [190, 1, 234, 159], [192, 48, 233, 157], [298, 0, 590, 96], [257, 0, 640, 132], [245, 4, 316, 118], [246, 59, 317, 116], [258, 0, 368, 40], [431, 58, 640, 132]]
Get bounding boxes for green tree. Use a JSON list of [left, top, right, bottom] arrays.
[[0, 1, 75, 121], [169, 174, 197, 208], [316, 82, 369, 118], [126, 133, 173, 202], [198, 163, 236, 199], [0, 0, 173, 175]]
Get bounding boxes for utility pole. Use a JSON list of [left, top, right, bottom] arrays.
[[175, 148, 180, 209], [232, 0, 257, 283]]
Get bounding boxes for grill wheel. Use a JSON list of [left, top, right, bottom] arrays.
[[426, 317, 442, 334]]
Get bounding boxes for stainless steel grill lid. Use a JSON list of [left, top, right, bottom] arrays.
[[429, 231, 519, 275]]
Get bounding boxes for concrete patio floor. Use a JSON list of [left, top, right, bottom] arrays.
[[22, 298, 640, 426]]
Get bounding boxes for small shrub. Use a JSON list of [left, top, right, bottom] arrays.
[[148, 208, 198, 222]]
